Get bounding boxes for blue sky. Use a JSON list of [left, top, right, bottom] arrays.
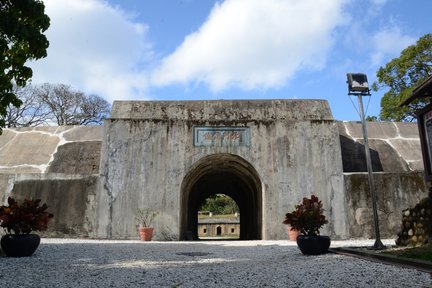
[[30, 0, 432, 121]]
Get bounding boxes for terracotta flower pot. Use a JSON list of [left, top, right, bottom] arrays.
[[138, 227, 154, 241], [287, 226, 300, 241]]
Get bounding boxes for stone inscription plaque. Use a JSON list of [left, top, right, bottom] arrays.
[[193, 127, 250, 147]]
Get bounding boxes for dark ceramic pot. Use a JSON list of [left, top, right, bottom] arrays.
[[296, 235, 331, 255], [1, 234, 41, 257]]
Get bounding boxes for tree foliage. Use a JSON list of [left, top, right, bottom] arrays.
[[0, 0, 50, 129], [199, 194, 239, 215], [372, 34, 432, 122], [366, 115, 380, 122], [4, 83, 111, 127]]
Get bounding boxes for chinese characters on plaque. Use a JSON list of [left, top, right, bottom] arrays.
[[193, 127, 250, 147]]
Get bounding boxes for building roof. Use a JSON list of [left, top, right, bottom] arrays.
[[198, 217, 240, 224], [400, 76, 432, 106]]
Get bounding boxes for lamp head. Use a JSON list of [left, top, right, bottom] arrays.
[[347, 73, 370, 94]]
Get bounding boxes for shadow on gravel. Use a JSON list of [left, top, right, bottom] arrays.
[[330, 247, 432, 274], [1, 241, 431, 287], [0, 241, 305, 287]]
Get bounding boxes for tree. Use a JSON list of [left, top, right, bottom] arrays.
[[4, 85, 51, 127], [366, 115, 379, 122], [199, 194, 239, 215], [0, 0, 50, 130], [372, 34, 432, 122], [4, 83, 111, 127], [38, 83, 110, 125]]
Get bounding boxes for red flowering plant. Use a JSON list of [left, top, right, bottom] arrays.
[[0, 197, 54, 235], [283, 195, 328, 236]]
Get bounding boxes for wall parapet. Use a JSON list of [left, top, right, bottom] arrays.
[[110, 100, 334, 121]]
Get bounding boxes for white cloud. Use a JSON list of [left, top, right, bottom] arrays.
[[151, 0, 348, 92], [29, 0, 153, 102], [370, 27, 416, 66]]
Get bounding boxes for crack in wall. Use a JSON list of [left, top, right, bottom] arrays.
[[0, 126, 102, 174], [44, 126, 76, 173]]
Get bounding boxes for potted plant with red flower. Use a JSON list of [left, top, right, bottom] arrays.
[[0, 197, 54, 257], [283, 195, 330, 255]]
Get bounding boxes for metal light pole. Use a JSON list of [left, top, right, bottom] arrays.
[[347, 73, 385, 250]]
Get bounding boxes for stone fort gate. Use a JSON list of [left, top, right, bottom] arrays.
[[96, 99, 349, 240], [0, 99, 426, 240]]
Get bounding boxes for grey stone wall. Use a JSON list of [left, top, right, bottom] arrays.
[[0, 174, 99, 238], [0, 126, 102, 238], [97, 100, 349, 240], [344, 172, 427, 239], [395, 189, 432, 246], [0, 103, 427, 241], [339, 121, 427, 241]]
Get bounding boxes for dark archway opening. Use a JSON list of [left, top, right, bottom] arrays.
[[180, 154, 262, 240]]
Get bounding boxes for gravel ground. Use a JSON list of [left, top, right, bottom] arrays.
[[0, 238, 431, 288]]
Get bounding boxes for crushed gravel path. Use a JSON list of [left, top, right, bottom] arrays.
[[0, 238, 431, 287]]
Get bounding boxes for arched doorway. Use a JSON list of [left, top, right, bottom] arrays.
[[180, 154, 262, 240]]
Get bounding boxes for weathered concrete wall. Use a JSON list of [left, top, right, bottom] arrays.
[[0, 174, 99, 238], [0, 126, 102, 238], [0, 126, 102, 174], [0, 104, 426, 241], [339, 122, 427, 239], [97, 100, 349, 240], [0, 174, 13, 207], [344, 172, 427, 239], [338, 122, 422, 172]]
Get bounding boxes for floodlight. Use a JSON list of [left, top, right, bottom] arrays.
[[346, 72, 385, 250], [347, 73, 370, 94]]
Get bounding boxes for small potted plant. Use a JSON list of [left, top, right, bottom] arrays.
[[283, 195, 330, 255], [134, 208, 158, 241], [285, 225, 301, 241], [0, 196, 54, 257]]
